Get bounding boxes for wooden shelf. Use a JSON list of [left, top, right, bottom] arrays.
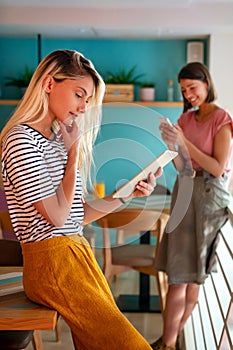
[[0, 100, 183, 107], [103, 101, 183, 107], [135, 101, 182, 107], [0, 100, 20, 105]]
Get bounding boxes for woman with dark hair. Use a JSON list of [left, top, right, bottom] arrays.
[[151, 62, 233, 350]]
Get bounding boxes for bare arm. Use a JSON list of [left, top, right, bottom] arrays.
[[160, 122, 232, 178], [159, 123, 187, 172], [33, 121, 80, 227], [83, 168, 162, 225], [183, 124, 231, 177]]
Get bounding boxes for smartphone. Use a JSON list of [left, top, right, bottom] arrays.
[[158, 117, 173, 127]]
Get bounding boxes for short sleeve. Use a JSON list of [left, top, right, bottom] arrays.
[[2, 130, 55, 205]]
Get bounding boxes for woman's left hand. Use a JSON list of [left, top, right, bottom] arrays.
[[130, 167, 162, 199]]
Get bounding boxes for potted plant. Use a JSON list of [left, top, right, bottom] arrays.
[[104, 65, 144, 102], [5, 66, 34, 96], [139, 81, 155, 102]]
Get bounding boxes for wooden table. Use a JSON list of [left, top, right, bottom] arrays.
[[128, 195, 171, 212]]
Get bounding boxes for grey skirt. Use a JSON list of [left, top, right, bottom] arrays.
[[156, 171, 230, 285]]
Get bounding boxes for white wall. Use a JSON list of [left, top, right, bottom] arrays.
[[209, 33, 233, 115]]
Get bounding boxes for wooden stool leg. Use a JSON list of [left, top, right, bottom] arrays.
[[55, 315, 61, 342], [32, 330, 44, 350]]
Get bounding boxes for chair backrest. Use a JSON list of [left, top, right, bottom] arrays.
[[0, 187, 17, 240], [96, 208, 170, 317], [96, 208, 162, 233], [95, 209, 169, 255], [95, 207, 170, 302], [0, 239, 23, 266]]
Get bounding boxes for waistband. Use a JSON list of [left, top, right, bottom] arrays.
[[181, 168, 227, 179], [180, 168, 204, 178], [21, 234, 87, 254], [193, 168, 204, 177]]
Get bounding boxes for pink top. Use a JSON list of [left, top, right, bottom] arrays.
[[178, 108, 233, 171]]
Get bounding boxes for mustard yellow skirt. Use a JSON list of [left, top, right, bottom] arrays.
[[21, 235, 151, 350]]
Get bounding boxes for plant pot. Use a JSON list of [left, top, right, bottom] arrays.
[[139, 87, 155, 101]]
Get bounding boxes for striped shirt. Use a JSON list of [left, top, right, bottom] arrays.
[[1, 124, 84, 243]]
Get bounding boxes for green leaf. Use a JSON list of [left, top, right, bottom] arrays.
[[5, 66, 34, 88], [104, 65, 144, 84]]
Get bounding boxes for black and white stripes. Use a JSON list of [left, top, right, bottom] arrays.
[[1, 124, 84, 243]]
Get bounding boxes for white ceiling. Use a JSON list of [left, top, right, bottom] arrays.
[[0, 0, 233, 39]]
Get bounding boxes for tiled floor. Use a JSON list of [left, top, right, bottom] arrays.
[[26, 268, 163, 349]]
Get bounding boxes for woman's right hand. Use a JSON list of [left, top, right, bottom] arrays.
[[159, 123, 185, 149], [59, 120, 81, 153], [159, 122, 176, 149], [35, 120, 82, 227]]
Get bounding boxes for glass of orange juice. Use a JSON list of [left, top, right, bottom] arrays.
[[94, 182, 105, 198]]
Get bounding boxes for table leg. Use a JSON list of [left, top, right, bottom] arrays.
[[117, 230, 161, 313]]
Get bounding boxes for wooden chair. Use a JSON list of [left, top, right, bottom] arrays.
[[0, 238, 61, 349], [0, 188, 62, 347], [0, 239, 43, 350], [116, 184, 171, 245], [0, 188, 17, 241], [95, 208, 169, 317], [0, 330, 36, 350]]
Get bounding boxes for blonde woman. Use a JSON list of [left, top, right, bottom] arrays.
[[0, 50, 161, 350]]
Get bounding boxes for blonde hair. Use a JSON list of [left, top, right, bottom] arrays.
[[0, 50, 105, 193]]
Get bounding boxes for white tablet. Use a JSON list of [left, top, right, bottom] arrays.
[[113, 150, 178, 198]]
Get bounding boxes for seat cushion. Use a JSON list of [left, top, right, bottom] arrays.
[[0, 330, 34, 350], [0, 240, 23, 266], [112, 244, 155, 267]]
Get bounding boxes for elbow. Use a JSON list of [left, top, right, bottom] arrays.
[[53, 219, 67, 227], [215, 172, 224, 179], [47, 214, 68, 227], [211, 168, 225, 178]]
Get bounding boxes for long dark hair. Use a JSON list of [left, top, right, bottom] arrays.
[[178, 62, 217, 112]]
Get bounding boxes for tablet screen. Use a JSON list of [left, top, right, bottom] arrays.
[[113, 150, 178, 198]]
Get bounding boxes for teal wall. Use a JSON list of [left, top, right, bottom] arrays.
[[94, 105, 182, 194], [0, 37, 207, 101], [0, 105, 182, 192], [0, 36, 206, 193]]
